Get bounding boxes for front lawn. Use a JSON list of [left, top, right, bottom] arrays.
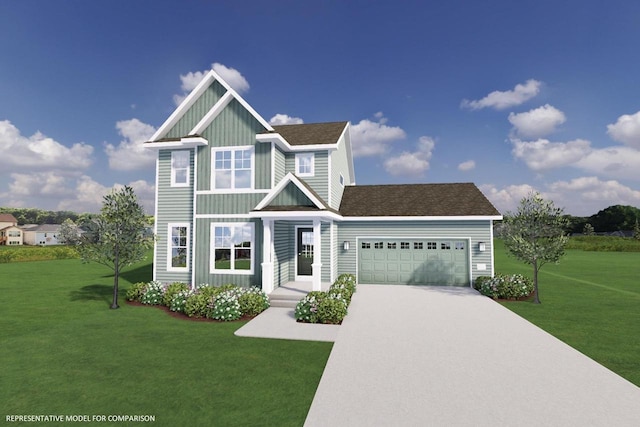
[[494, 239, 640, 386], [0, 257, 332, 426]]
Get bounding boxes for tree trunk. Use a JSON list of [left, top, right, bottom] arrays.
[[111, 245, 120, 309], [532, 259, 541, 304]]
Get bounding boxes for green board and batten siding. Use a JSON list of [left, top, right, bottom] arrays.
[[329, 135, 352, 209], [285, 151, 329, 201], [165, 82, 226, 139], [338, 220, 494, 286], [155, 149, 195, 283]]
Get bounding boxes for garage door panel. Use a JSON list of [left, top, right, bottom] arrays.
[[358, 239, 469, 286]]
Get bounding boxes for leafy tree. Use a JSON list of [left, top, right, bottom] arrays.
[[502, 192, 569, 304], [58, 218, 81, 244], [582, 223, 595, 236], [589, 205, 640, 232], [634, 219, 640, 241], [76, 186, 153, 309]]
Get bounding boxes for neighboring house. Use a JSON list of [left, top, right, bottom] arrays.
[[0, 214, 23, 245], [145, 69, 502, 293], [21, 224, 63, 246]]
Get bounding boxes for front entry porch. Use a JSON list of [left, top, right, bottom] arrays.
[[268, 280, 332, 308]]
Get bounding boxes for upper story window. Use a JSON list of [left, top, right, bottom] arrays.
[[295, 153, 314, 177], [339, 173, 345, 187], [213, 147, 253, 190], [171, 151, 190, 187]]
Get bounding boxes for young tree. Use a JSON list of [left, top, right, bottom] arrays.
[[502, 192, 569, 304], [77, 186, 153, 309]]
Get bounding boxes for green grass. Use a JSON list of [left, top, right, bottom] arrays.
[[566, 235, 640, 252], [0, 256, 332, 426], [494, 239, 640, 386]]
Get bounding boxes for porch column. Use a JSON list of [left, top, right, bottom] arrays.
[[261, 219, 274, 294], [312, 219, 322, 291]]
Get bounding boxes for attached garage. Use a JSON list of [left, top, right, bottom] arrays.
[[358, 238, 469, 286]]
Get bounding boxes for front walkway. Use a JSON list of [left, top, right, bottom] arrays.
[[305, 285, 640, 426]]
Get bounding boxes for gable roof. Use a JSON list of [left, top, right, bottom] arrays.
[[270, 122, 349, 146], [0, 214, 18, 224], [339, 183, 501, 217]]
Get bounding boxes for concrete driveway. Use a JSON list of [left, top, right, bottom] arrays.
[[305, 285, 640, 426]]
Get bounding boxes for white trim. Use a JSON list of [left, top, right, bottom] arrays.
[[295, 152, 315, 177], [294, 225, 314, 282], [256, 133, 339, 152], [330, 221, 336, 282], [195, 214, 254, 219], [248, 211, 342, 221], [327, 151, 332, 207], [270, 141, 275, 189], [210, 222, 255, 275], [167, 223, 190, 272], [489, 220, 496, 278], [341, 215, 503, 221], [149, 69, 272, 143], [170, 150, 190, 187], [190, 91, 234, 135], [211, 145, 255, 191], [341, 122, 356, 185], [196, 189, 269, 195], [254, 173, 326, 211], [191, 148, 199, 286], [152, 157, 159, 281], [144, 137, 208, 150]]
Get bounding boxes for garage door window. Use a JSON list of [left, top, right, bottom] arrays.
[[414, 242, 423, 249], [455, 242, 465, 250], [441, 242, 451, 250], [401, 242, 410, 249], [387, 242, 396, 249], [362, 242, 371, 249], [375, 242, 384, 249]]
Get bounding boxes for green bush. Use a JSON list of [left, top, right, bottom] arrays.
[[238, 287, 269, 317], [294, 291, 327, 323], [566, 236, 640, 252], [184, 292, 214, 318], [317, 295, 348, 324], [209, 290, 242, 321], [126, 282, 148, 302], [473, 276, 492, 291], [0, 246, 80, 262], [141, 281, 164, 305], [162, 282, 190, 307], [170, 290, 193, 313], [0, 251, 14, 263]]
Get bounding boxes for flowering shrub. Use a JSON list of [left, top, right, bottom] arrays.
[[170, 289, 194, 313], [317, 294, 348, 324], [329, 274, 357, 303], [184, 292, 214, 318], [238, 287, 270, 316], [295, 291, 327, 323], [126, 282, 148, 302], [476, 274, 533, 299], [162, 282, 190, 307], [140, 281, 164, 305], [209, 290, 242, 321]]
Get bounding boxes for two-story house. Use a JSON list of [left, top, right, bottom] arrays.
[[0, 214, 23, 246], [145, 69, 501, 293]]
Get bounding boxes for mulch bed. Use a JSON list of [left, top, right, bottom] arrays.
[[125, 300, 255, 322]]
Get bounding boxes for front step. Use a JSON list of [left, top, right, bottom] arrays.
[[268, 292, 302, 309]]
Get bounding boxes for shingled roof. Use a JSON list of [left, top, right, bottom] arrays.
[[339, 183, 501, 217], [271, 121, 348, 146]]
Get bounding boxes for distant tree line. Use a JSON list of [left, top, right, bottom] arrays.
[[0, 207, 93, 226], [564, 205, 640, 234]]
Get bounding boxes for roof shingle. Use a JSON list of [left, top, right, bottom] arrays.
[[271, 122, 348, 146], [339, 183, 501, 217]]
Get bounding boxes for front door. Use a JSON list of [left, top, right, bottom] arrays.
[[297, 228, 314, 277]]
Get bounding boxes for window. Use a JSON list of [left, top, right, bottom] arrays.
[[168, 224, 189, 270], [414, 242, 423, 250], [361, 242, 371, 249], [211, 223, 254, 273], [171, 151, 190, 186], [295, 153, 314, 177], [400, 242, 410, 250], [213, 147, 253, 189], [387, 242, 396, 249], [455, 242, 465, 250], [339, 173, 345, 187], [427, 242, 437, 250], [374, 242, 384, 249], [8, 230, 20, 237], [441, 242, 451, 250]]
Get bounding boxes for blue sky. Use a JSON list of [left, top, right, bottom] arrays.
[[1, 0, 640, 216]]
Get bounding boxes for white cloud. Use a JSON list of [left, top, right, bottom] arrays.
[[0, 120, 93, 173], [508, 104, 566, 138], [607, 111, 640, 148], [384, 136, 435, 176], [350, 113, 406, 157], [458, 160, 476, 171], [511, 138, 592, 170], [104, 119, 157, 171], [269, 114, 304, 125], [479, 183, 538, 214], [173, 62, 250, 106], [461, 79, 542, 111], [576, 146, 640, 181]]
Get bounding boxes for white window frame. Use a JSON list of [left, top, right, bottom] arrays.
[[339, 173, 344, 187], [211, 146, 255, 191], [167, 223, 190, 272], [171, 151, 190, 187], [295, 152, 315, 177], [210, 222, 255, 275]]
